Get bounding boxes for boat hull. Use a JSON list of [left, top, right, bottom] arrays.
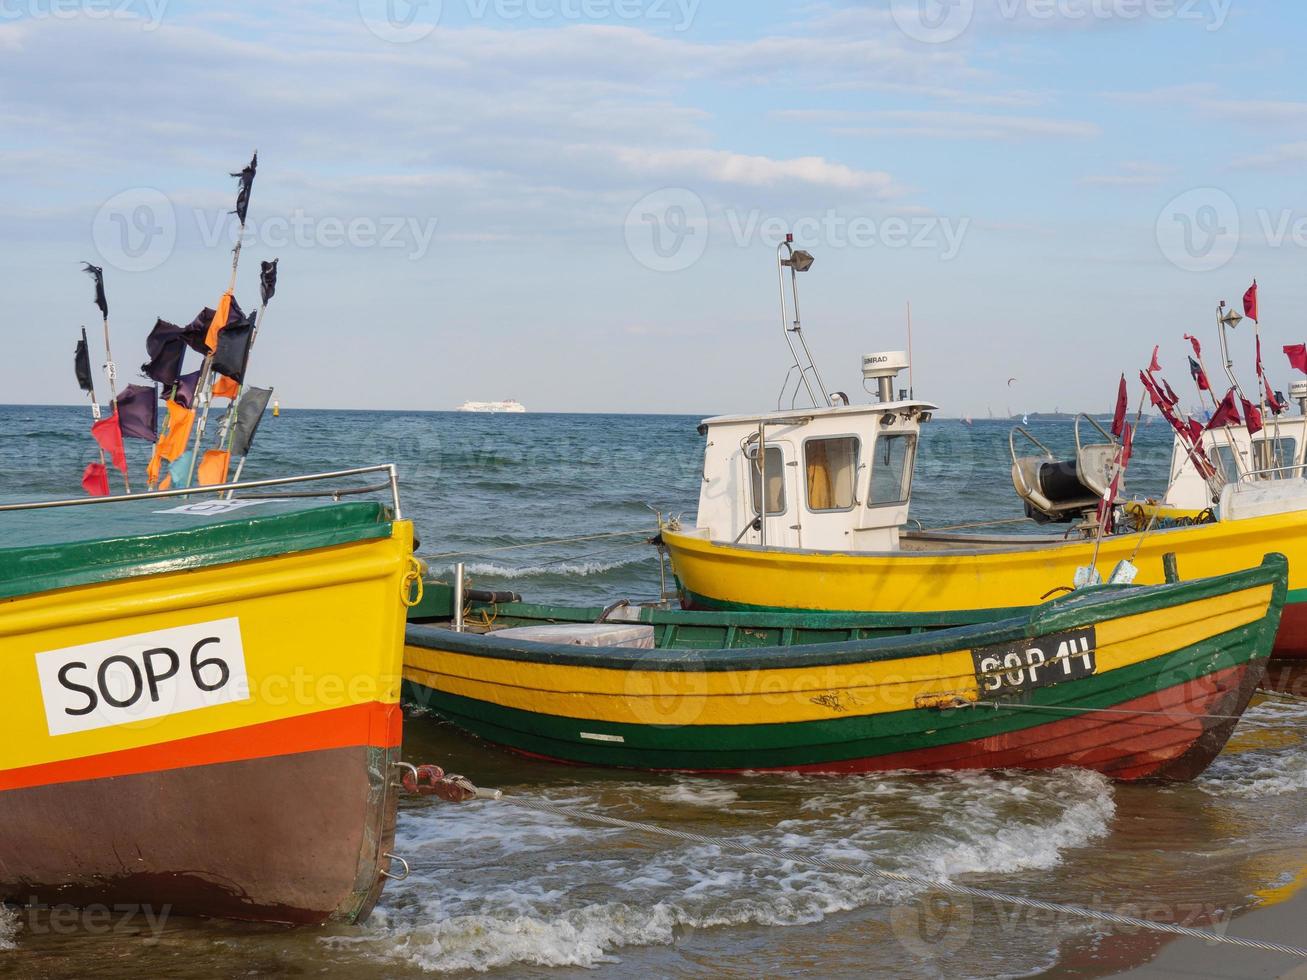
[[0, 505, 413, 925], [403, 559, 1284, 782], [664, 512, 1307, 659]]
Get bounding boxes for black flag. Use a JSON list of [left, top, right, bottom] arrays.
[[82, 263, 108, 319], [181, 299, 245, 355], [231, 152, 257, 224], [74, 330, 94, 394], [231, 387, 273, 457], [141, 319, 188, 387], [260, 258, 278, 306], [211, 311, 256, 383]]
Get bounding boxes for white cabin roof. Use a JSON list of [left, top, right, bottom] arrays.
[[701, 400, 939, 428]]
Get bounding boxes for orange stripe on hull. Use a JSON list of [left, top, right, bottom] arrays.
[[0, 701, 402, 793]]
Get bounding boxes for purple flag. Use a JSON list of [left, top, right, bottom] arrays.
[[171, 370, 202, 409], [114, 384, 158, 441], [141, 318, 188, 386]]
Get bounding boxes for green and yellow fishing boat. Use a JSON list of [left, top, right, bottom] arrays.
[[1, 469, 415, 925], [403, 554, 1287, 782]]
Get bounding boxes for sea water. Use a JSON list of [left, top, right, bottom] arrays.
[[3, 406, 1305, 978]]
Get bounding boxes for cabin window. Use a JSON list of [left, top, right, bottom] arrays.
[[804, 437, 859, 511], [748, 446, 787, 515], [1252, 437, 1298, 475], [1211, 444, 1239, 482], [869, 433, 915, 506]]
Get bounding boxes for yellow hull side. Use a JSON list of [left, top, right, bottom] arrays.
[[3, 522, 413, 774]]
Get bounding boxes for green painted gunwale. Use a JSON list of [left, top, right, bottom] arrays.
[[403, 613, 1278, 770], [0, 501, 394, 602], [405, 555, 1287, 672]]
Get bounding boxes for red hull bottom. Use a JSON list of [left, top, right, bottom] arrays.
[[1271, 602, 1307, 660], [512, 662, 1265, 783]]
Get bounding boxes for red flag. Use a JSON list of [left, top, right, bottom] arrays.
[[1207, 389, 1242, 430], [1192, 441, 1217, 480], [1286, 344, 1307, 374], [1184, 334, 1202, 358], [91, 414, 127, 473], [1149, 346, 1161, 373], [1189, 356, 1210, 392], [1111, 375, 1128, 437], [1244, 280, 1259, 323], [1120, 421, 1134, 468], [81, 462, 109, 497], [1186, 416, 1204, 443], [1161, 379, 1180, 407], [1242, 397, 1264, 436], [1139, 370, 1164, 408]]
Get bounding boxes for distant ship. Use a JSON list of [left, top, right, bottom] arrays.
[[457, 400, 526, 414]]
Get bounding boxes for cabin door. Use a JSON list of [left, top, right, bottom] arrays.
[[744, 439, 802, 549]]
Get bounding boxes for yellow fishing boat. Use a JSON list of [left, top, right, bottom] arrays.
[[661, 243, 1307, 658], [0, 468, 415, 924]]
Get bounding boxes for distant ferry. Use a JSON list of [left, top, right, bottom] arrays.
[[457, 400, 526, 414]]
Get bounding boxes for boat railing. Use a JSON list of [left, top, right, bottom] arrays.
[[0, 465, 404, 519], [1073, 413, 1114, 457], [1235, 463, 1307, 485]]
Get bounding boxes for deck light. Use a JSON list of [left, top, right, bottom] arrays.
[[782, 250, 815, 273]]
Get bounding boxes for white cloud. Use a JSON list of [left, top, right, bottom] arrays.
[[1079, 161, 1175, 187], [776, 108, 1099, 141]]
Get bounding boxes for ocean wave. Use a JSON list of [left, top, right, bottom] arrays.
[[1196, 699, 1307, 799], [341, 768, 1115, 973], [454, 556, 652, 580]]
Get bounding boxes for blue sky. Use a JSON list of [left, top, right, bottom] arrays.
[[3, 0, 1304, 414]]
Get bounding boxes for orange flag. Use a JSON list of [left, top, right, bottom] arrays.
[[157, 400, 195, 461], [147, 443, 164, 487], [212, 375, 240, 400], [205, 291, 234, 353], [197, 449, 231, 486]]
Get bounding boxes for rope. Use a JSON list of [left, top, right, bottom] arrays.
[[967, 700, 1248, 722], [462, 796, 1307, 958], [418, 530, 651, 562], [913, 517, 1031, 533]]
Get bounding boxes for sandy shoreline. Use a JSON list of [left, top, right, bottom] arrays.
[[1107, 883, 1307, 979]]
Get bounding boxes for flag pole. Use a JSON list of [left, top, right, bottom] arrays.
[[79, 326, 108, 472], [217, 259, 277, 451], [83, 264, 130, 493], [187, 151, 257, 487]]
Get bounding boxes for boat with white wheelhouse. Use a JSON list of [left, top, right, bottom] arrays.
[[659, 243, 1307, 658]]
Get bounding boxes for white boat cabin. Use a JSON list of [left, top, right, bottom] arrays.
[[694, 350, 937, 553], [1165, 415, 1307, 512]]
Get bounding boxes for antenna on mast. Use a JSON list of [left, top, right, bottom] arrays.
[[906, 301, 915, 400]]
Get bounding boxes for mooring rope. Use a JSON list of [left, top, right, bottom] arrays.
[[447, 796, 1307, 957]]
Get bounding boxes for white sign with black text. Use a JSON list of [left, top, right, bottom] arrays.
[[36, 618, 251, 736]]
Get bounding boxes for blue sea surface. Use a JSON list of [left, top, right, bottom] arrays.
[[0, 404, 1180, 604]]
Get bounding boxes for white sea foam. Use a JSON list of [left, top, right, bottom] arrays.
[[1197, 698, 1307, 799], [456, 556, 650, 580], [655, 780, 740, 808], [335, 768, 1116, 973], [0, 905, 18, 950]]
